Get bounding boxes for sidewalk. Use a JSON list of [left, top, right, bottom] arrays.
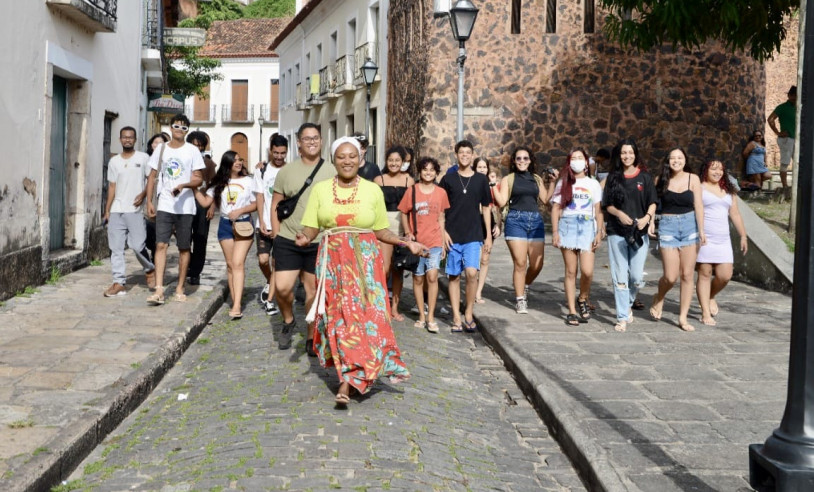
[[0, 225, 228, 492], [465, 239, 790, 491]]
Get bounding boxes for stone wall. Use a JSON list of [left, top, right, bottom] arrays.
[[389, 1, 767, 175], [764, 16, 799, 170]]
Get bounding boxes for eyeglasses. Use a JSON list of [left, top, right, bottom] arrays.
[[353, 135, 367, 142], [515, 156, 531, 161], [300, 136, 320, 143], [171, 124, 189, 131]]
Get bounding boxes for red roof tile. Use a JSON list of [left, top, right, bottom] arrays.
[[199, 18, 292, 58]]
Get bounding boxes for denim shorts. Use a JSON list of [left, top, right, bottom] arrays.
[[558, 215, 596, 252], [414, 247, 443, 276], [658, 212, 699, 248], [445, 242, 482, 276], [217, 215, 252, 241], [504, 209, 545, 242]]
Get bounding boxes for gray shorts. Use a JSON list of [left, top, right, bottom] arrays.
[[155, 211, 194, 250]]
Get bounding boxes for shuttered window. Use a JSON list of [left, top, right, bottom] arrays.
[[232, 80, 248, 121], [270, 79, 279, 122], [194, 84, 210, 121]]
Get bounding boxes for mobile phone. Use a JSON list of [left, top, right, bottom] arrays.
[[172, 188, 181, 197]]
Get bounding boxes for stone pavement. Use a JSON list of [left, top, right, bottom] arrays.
[[466, 239, 790, 491], [67, 265, 583, 491], [0, 224, 228, 492]]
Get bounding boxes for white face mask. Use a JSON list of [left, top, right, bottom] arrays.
[[401, 161, 411, 172], [570, 159, 587, 173]]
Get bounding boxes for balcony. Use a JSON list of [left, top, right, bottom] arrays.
[[296, 83, 307, 111], [354, 42, 379, 86], [334, 54, 355, 94], [222, 104, 255, 123], [141, 0, 162, 88], [187, 104, 216, 124], [47, 0, 117, 33], [307, 74, 322, 106], [260, 104, 279, 124], [319, 65, 337, 99]]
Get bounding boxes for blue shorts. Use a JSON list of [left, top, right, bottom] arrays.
[[414, 247, 443, 276], [217, 216, 252, 241], [445, 242, 482, 276], [504, 209, 546, 242], [558, 215, 596, 252], [658, 212, 699, 249]]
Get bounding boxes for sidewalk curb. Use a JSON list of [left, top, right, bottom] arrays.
[[11, 280, 228, 492], [477, 322, 631, 492]]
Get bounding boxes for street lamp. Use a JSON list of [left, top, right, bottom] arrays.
[[257, 116, 265, 163], [448, 0, 479, 142], [361, 58, 378, 159]]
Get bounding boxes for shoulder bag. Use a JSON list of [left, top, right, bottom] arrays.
[[276, 158, 325, 222], [393, 185, 420, 272]]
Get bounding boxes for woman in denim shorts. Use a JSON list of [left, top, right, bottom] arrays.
[[551, 149, 604, 326], [494, 147, 552, 314], [648, 148, 706, 331]]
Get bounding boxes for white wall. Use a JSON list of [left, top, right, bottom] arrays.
[[0, 1, 145, 259]]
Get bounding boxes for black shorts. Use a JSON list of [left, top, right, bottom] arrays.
[[272, 235, 318, 274], [155, 211, 194, 250], [256, 230, 273, 256]]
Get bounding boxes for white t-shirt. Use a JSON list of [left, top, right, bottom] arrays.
[[253, 163, 283, 229], [148, 142, 206, 215], [108, 151, 150, 214], [551, 176, 603, 218], [207, 176, 256, 218]]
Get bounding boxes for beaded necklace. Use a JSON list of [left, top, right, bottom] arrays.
[[332, 176, 360, 205]]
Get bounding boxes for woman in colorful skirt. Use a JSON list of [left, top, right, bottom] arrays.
[[295, 137, 425, 406]]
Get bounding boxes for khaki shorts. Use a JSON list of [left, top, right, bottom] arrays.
[[777, 136, 794, 169]]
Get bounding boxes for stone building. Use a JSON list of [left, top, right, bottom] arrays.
[[387, 1, 769, 172]]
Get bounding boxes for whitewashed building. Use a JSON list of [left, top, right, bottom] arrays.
[[180, 18, 289, 166], [271, 0, 389, 165], [0, 0, 165, 298]]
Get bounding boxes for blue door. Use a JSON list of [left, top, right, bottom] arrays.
[[49, 76, 67, 250]]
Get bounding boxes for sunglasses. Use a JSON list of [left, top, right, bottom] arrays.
[[171, 124, 189, 131], [515, 156, 531, 161]]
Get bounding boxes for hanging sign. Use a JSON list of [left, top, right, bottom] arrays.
[[163, 28, 206, 47], [147, 93, 185, 113]]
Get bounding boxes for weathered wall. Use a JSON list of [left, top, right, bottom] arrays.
[[764, 16, 799, 170], [389, 1, 767, 174]]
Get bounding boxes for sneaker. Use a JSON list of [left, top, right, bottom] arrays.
[[145, 270, 156, 290], [306, 338, 317, 357], [187, 276, 201, 286], [104, 283, 126, 297], [278, 320, 295, 350], [440, 306, 450, 315], [264, 300, 280, 316], [516, 298, 528, 314], [260, 283, 270, 304]]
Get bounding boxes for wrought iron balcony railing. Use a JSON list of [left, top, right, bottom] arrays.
[[335, 54, 355, 91], [353, 42, 378, 85], [222, 104, 255, 123], [47, 0, 117, 32], [187, 104, 216, 124], [319, 65, 336, 97]]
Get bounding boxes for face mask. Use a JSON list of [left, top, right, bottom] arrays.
[[570, 159, 587, 173], [401, 161, 411, 172]]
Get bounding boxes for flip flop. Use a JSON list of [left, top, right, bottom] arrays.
[[614, 321, 627, 332], [649, 306, 662, 321], [334, 392, 350, 406], [414, 320, 426, 328], [679, 322, 695, 332], [475, 297, 486, 304], [701, 316, 717, 326], [710, 300, 719, 317], [229, 311, 243, 319], [173, 293, 187, 302], [392, 313, 405, 322], [426, 321, 439, 333], [450, 323, 464, 333], [463, 319, 477, 333]]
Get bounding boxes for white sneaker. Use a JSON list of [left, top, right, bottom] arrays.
[[516, 298, 528, 314], [260, 283, 270, 304], [264, 300, 279, 316], [440, 306, 450, 315]]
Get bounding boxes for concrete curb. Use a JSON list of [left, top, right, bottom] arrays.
[[10, 280, 229, 492]]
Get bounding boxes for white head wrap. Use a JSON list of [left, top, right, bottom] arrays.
[[330, 136, 362, 161]]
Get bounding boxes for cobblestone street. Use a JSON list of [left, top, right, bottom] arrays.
[[67, 269, 584, 491]]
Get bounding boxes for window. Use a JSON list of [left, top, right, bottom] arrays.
[[330, 31, 338, 61], [511, 0, 521, 34], [347, 18, 356, 52], [193, 83, 210, 121], [346, 113, 355, 135], [316, 43, 322, 69], [231, 80, 248, 121], [546, 0, 556, 34], [584, 0, 595, 33], [305, 52, 311, 75], [369, 5, 379, 41], [270, 79, 279, 122]]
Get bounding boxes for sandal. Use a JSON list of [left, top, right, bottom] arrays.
[[229, 311, 243, 319], [679, 322, 695, 332], [334, 392, 350, 406], [649, 306, 662, 321], [577, 299, 591, 321], [414, 320, 426, 328], [632, 298, 645, 310], [614, 321, 627, 332], [173, 292, 187, 302], [463, 319, 477, 333], [392, 312, 405, 322], [426, 321, 439, 333], [709, 299, 719, 317], [701, 316, 717, 326], [475, 297, 486, 304], [146, 287, 165, 306], [565, 314, 580, 326], [450, 323, 464, 333]]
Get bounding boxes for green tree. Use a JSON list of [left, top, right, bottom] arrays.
[[599, 0, 799, 61], [166, 47, 223, 99], [244, 0, 296, 18], [180, 0, 244, 29]]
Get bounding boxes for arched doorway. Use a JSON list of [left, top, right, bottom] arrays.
[[230, 132, 249, 170]]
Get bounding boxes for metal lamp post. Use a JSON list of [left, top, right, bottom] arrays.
[[749, 3, 814, 490], [258, 116, 265, 163], [448, 0, 479, 142], [361, 58, 379, 159]]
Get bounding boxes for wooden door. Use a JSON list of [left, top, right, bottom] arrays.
[[231, 80, 248, 121], [49, 76, 68, 250], [231, 133, 249, 166]]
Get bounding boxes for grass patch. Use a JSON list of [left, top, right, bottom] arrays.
[[89, 259, 103, 266], [51, 480, 85, 492], [46, 265, 62, 285], [197, 338, 210, 345], [16, 286, 39, 298], [744, 193, 795, 252], [130, 362, 141, 369], [8, 419, 34, 429], [32, 446, 49, 456]]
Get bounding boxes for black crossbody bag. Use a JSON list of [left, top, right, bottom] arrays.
[[276, 158, 325, 222], [393, 185, 420, 272]]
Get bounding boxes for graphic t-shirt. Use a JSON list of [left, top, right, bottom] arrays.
[[397, 184, 450, 248], [273, 158, 337, 241], [773, 101, 796, 135], [439, 171, 491, 244], [254, 163, 283, 229], [147, 142, 206, 215], [301, 178, 389, 231], [551, 177, 603, 218], [108, 151, 150, 214], [206, 176, 255, 218], [602, 168, 657, 237]]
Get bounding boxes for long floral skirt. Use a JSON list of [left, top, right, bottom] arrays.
[[313, 231, 410, 394]]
